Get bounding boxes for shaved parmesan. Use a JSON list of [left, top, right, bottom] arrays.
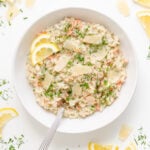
[[70, 64, 92, 76], [26, 0, 35, 7], [83, 35, 102, 44], [6, 5, 19, 21], [72, 83, 82, 97], [54, 55, 70, 72], [90, 50, 108, 63], [69, 99, 79, 107], [107, 70, 121, 83], [63, 39, 80, 51], [42, 71, 53, 89], [119, 124, 132, 141], [117, 0, 130, 17], [85, 96, 95, 105]]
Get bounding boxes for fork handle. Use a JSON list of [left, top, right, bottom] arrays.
[[39, 108, 64, 150]]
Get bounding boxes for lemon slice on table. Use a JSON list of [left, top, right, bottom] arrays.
[[137, 10, 150, 38], [0, 107, 18, 138], [125, 142, 137, 150], [88, 142, 119, 150], [134, 0, 150, 8]]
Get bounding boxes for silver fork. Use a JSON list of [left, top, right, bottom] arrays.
[[39, 108, 64, 150]]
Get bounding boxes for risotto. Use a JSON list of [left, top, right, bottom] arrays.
[[26, 17, 127, 118]]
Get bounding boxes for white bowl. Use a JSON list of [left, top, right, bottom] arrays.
[[13, 8, 137, 133]]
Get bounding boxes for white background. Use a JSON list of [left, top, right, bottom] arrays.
[[0, 0, 150, 149]]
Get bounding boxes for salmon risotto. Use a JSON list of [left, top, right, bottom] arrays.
[[26, 17, 128, 118]]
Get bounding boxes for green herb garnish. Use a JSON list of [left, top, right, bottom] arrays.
[[44, 84, 54, 99], [0, 79, 12, 101], [56, 90, 62, 97], [66, 97, 71, 101], [0, 79, 8, 87], [44, 84, 62, 99], [90, 105, 95, 111], [9, 145, 15, 150], [0, 134, 25, 150], [83, 74, 92, 81], [64, 23, 71, 32], [0, 0, 6, 7], [23, 17, 28, 20], [134, 127, 150, 149], [75, 26, 89, 38], [89, 36, 108, 54], [75, 29, 85, 38], [74, 54, 84, 62], [9, 12, 13, 18], [80, 82, 89, 89], [19, 9, 23, 13], [104, 80, 108, 86], [86, 61, 93, 66], [101, 36, 108, 46], [67, 60, 73, 68], [8, 21, 11, 26]]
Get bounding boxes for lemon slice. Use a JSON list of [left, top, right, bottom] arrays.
[[88, 142, 119, 150], [134, 0, 150, 8], [125, 142, 137, 150], [31, 42, 59, 65], [30, 33, 51, 53], [0, 107, 18, 138], [137, 10, 150, 38]]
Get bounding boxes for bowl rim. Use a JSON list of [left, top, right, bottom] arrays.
[[12, 7, 138, 133]]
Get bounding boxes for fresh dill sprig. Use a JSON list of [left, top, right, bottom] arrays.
[[0, 79, 13, 100], [134, 127, 150, 149], [0, 134, 25, 150]]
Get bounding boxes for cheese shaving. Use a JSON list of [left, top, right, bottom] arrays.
[[117, 0, 130, 17]]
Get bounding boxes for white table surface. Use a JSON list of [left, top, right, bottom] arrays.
[[0, 0, 150, 149]]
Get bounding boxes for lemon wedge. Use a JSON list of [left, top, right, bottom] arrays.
[[30, 33, 51, 53], [31, 42, 59, 65], [137, 10, 150, 38], [0, 107, 18, 138], [88, 142, 119, 150], [30, 32, 59, 65], [134, 0, 150, 8]]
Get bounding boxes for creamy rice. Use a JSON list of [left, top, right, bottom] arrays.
[[26, 17, 127, 118]]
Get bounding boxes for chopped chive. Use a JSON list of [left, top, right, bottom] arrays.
[[67, 60, 73, 68], [86, 61, 93, 66], [74, 54, 84, 62], [8, 21, 11, 26], [104, 80, 108, 86], [23, 17, 28, 20], [19, 9, 23, 13], [80, 82, 89, 89], [9, 12, 13, 18], [66, 97, 71, 101], [64, 23, 71, 32]]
